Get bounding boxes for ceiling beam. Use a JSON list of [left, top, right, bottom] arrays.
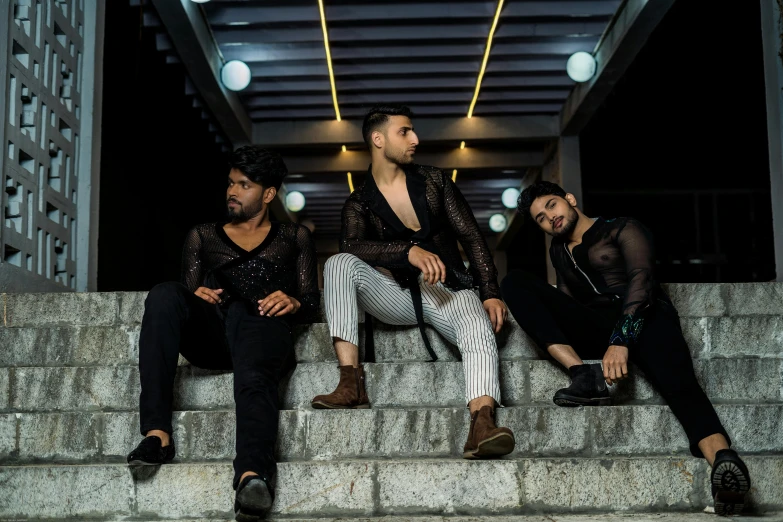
[[207, 2, 619, 25], [213, 21, 608, 45], [150, 0, 252, 146], [242, 75, 575, 95], [221, 39, 598, 64], [245, 90, 569, 108], [281, 149, 544, 174], [559, 0, 676, 135], [249, 104, 561, 120], [254, 115, 558, 147]]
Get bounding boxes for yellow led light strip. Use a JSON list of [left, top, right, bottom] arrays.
[[452, 169, 458, 182], [318, 0, 341, 121], [467, 0, 504, 118], [347, 172, 354, 192]]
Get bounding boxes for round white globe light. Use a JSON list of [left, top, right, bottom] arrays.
[[489, 213, 507, 233], [566, 51, 596, 83], [221, 60, 251, 91], [285, 191, 305, 213], [501, 187, 520, 209]]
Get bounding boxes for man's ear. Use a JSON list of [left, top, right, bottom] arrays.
[[264, 186, 277, 204], [371, 130, 384, 149], [565, 193, 578, 208]]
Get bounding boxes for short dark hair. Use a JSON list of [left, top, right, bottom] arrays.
[[362, 104, 413, 147], [228, 145, 288, 190], [518, 181, 567, 219]]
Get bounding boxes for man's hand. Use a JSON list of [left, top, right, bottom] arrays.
[[258, 291, 301, 317], [195, 287, 223, 304], [408, 245, 447, 285], [483, 298, 506, 333], [602, 344, 629, 385]]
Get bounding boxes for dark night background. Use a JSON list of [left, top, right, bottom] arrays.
[[98, 0, 775, 290]]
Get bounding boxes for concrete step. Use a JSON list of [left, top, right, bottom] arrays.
[[1, 404, 781, 465], [2, 358, 780, 413], [1, 311, 781, 368], [1, 457, 781, 518], [3, 284, 783, 328], [6, 508, 783, 522]]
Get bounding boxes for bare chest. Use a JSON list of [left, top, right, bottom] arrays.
[[378, 187, 421, 232]]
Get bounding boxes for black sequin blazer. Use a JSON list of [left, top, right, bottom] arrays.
[[339, 164, 500, 301]]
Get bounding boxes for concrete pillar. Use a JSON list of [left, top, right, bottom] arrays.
[[760, 0, 783, 281], [0, 1, 104, 292], [541, 136, 583, 284]]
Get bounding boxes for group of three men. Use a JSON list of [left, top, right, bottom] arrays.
[[126, 105, 751, 521]]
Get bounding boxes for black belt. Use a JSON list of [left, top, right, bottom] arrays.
[[363, 276, 438, 363]]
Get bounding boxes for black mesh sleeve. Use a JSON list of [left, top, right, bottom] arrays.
[[338, 197, 414, 268], [293, 224, 320, 322], [180, 227, 204, 292], [608, 219, 656, 346], [441, 171, 500, 300], [615, 219, 656, 317]]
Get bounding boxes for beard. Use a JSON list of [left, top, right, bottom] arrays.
[[226, 198, 264, 222], [551, 206, 579, 238], [383, 145, 414, 165]]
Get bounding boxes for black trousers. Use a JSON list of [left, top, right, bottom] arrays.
[[501, 270, 729, 458], [138, 282, 292, 486]]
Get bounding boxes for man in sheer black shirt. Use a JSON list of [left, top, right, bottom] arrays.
[[127, 146, 319, 521], [501, 181, 751, 516], [312, 104, 515, 459]]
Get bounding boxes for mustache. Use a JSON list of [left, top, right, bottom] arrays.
[[227, 198, 241, 205]]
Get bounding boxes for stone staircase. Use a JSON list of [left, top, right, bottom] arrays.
[[0, 283, 782, 520]]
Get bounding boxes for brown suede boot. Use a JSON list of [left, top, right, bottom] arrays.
[[463, 405, 515, 459], [311, 365, 370, 409]]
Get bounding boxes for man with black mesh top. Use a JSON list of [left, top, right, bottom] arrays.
[[126, 146, 319, 522], [312, 104, 515, 460], [501, 181, 751, 516]]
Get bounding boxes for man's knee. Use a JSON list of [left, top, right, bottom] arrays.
[[144, 282, 190, 313], [452, 292, 494, 333], [324, 253, 364, 280]]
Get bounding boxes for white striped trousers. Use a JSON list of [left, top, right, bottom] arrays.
[[323, 253, 501, 404]]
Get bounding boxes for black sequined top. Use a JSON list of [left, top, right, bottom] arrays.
[[181, 221, 319, 323], [340, 164, 500, 301], [549, 217, 668, 347]]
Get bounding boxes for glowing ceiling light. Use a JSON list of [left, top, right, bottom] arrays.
[[452, 169, 458, 182], [318, 0, 341, 121], [347, 172, 354, 193], [468, 0, 504, 118], [221, 60, 251, 91], [190, 0, 210, 3], [285, 191, 306, 212], [460, 141, 466, 149], [489, 213, 507, 233], [502, 187, 520, 209], [341, 145, 347, 152], [566, 51, 597, 83]]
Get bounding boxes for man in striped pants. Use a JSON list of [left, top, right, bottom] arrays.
[[311, 104, 515, 459]]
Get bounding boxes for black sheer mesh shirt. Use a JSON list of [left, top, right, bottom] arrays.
[[340, 164, 499, 300], [181, 222, 319, 323], [549, 217, 665, 347]]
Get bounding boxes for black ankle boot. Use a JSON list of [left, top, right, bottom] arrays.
[[711, 449, 751, 516], [235, 475, 274, 521], [553, 363, 611, 407]]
